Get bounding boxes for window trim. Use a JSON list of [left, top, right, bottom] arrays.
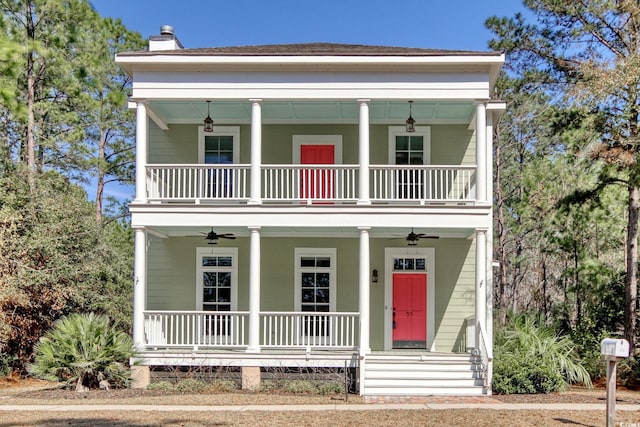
[[294, 248, 337, 312], [387, 126, 431, 165], [196, 247, 238, 311], [198, 126, 241, 164]]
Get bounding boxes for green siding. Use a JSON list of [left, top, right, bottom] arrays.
[[430, 124, 475, 165], [147, 123, 473, 166], [148, 123, 198, 164], [147, 236, 475, 352]]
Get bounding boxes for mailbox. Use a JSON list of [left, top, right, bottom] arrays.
[[601, 338, 630, 360]]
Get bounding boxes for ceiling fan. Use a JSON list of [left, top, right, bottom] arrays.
[[405, 228, 439, 246], [201, 228, 236, 245]]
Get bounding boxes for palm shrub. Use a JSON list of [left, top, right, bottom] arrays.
[[28, 313, 135, 391], [493, 314, 592, 394]]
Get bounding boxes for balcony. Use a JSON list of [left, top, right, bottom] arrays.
[[145, 164, 477, 205]]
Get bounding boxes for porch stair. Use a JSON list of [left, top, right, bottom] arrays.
[[362, 352, 486, 396]]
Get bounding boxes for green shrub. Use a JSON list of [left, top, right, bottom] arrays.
[[618, 355, 640, 389], [174, 378, 208, 393], [316, 381, 344, 395], [259, 380, 279, 392], [493, 314, 592, 394], [281, 379, 317, 394], [147, 381, 175, 391], [209, 379, 238, 392], [0, 353, 15, 378], [493, 352, 565, 394], [28, 313, 135, 391]]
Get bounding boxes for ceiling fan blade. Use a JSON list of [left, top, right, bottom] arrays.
[[417, 234, 439, 239], [220, 235, 236, 239]]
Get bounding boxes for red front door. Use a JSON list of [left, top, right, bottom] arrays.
[[300, 144, 334, 200], [392, 273, 427, 348]]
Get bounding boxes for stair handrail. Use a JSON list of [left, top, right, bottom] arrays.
[[476, 322, 492, 390]]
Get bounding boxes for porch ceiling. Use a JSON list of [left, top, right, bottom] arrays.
[[147, 100, 475, 126], [146, 226, 475, 240]]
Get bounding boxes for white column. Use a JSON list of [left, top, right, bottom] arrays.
[[485, 111, 494, 356], [358, 227, 371, 355], [135, 102, 148, 203], [357, 99, 371, 205], [248, 99, 262, 205], [133, 227, 147, 350], [247, 226, 261, 352], [475, 229, 487, 348], [475, 102, 487, 203]]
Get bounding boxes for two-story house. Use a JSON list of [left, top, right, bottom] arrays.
[[116, 26, 504, 396]]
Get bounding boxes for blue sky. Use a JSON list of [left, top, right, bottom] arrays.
[[92, 0, 527, 52]]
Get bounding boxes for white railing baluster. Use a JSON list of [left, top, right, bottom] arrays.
[[146, 164, 476, 204]]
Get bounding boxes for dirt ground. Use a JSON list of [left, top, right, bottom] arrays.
[[1, 378, 639, 426]]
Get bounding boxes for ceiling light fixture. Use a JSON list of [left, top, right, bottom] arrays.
[[405, 101, 416, 133], [203, 101, 214, 133]]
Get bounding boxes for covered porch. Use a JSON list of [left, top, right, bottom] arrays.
[[130, 223, 492, 394]]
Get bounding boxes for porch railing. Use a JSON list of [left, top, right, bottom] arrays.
[[146, 164, 476, 204], [146, 165, 250, 201], [143, 310, 359, 350], [144, 311, 249, 348], [262, 165, 358, 202], [261, 311, 359, 348], [370, 165, 476, 202]]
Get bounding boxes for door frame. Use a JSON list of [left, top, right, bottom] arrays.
[[384, 247, 435, 351]]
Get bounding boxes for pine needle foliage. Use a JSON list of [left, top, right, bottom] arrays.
[[29, 313, 135, 391], [493, 314, 592, 394]]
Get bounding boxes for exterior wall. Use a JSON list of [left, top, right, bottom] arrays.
[[147, 122, 473, 166], [146, 235, 473, 352]]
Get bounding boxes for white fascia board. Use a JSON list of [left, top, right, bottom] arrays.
[[129, 207, 492, 230], [116, 54, 505, 76], [116, 54, 504, 67], [130, 87, 491, 101]]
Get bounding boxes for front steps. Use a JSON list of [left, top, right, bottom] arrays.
[[361, 352, 486, 396]]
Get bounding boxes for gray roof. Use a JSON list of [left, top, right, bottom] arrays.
[[118, 42, 501, 57]]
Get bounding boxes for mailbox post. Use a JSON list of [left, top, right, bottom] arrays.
[[600, 338, 630, 427]]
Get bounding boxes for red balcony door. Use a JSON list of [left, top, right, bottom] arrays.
[[300, 144, 335, 200], [392, 273, 427, 348]]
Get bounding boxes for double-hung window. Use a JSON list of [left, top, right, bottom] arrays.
[[196, 248, 238, 336], [294, 248, 336, 337], [388, 126, 431, 200], [198, 126, 240, 199]]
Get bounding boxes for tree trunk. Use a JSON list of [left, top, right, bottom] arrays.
[[494, 133, 509, 325], [95, 129, 106, 224], [25, 2, 36, 179], [624, 183, 639, 348]]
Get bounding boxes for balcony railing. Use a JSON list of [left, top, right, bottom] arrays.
[[370, 165, 476, 203], [145, 164, 476, 204], [146, 165, 249, 201], [143, 310, 359, 350], [262, 165, 358, 202]]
